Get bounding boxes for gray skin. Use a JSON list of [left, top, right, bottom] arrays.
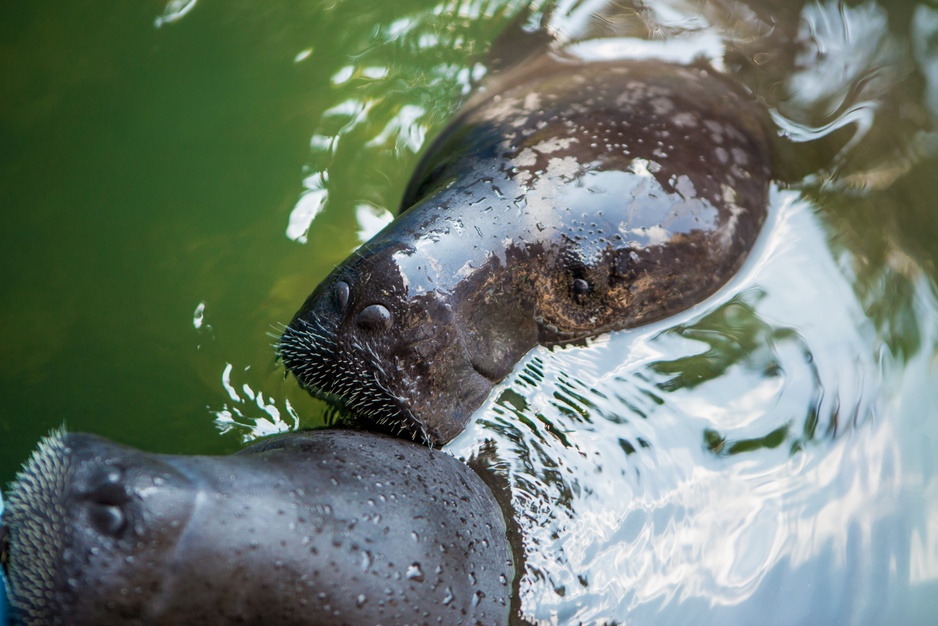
[[0, 430, 513, 626], [279, 58, 772, 446]]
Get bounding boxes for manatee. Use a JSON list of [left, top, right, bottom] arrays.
[[279, 58, 772, 446], [0, 429, 513, 626]]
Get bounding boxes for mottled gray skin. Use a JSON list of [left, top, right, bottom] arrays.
[[0, 430, 513, 626], [280, 58, 771, 446]]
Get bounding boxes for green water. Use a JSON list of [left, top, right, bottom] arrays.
[[0, 0, 533, 473], [3, 0, 938, 623]]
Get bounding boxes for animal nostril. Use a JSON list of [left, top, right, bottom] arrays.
[[356, 304, 392, 331], [89, 503, 126, 537], [335, 281, 350, 311]]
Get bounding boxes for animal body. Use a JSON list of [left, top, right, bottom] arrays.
[[280, 58, 772, 445], [0, 430, 513, 626]]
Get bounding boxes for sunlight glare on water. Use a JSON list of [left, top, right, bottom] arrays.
[[1, 0, 937, 624], [448, 186, 937, 623]]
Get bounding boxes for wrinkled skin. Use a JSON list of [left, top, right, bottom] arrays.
[[280, 58, 772, 446], [0, 430, 513, 626]]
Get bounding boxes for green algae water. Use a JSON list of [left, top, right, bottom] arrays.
[[0, 0, 528, 464], [2, 0, 938, 623]]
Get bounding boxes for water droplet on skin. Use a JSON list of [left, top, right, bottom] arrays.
[[356, 594, 367, 607], [356, 304, 392, 331], [442, 587, 454, 605], [335, 281, 350, 310], [406, 563, 425, 582], [360, 551, 373, 572]]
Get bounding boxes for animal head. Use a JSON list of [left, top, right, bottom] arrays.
[[1, 430, 516, 624], [279, 58, 772, 447], [0, 431, 195, 625], [278, 239, 503, 446]]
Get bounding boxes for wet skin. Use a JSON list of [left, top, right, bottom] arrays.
[[0, 430, 513, 626], [280, 58, 772, 446]]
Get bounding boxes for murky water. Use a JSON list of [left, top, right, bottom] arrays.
[[1, 0, 937, 624]]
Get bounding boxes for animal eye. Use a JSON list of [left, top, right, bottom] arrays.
[[335, 281, 350, 311], [356, 304, 392, 331], [89, 503, 126, 536], [572, 278, 591, 299]]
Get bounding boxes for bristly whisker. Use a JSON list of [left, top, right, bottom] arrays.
[[278, 311, 429, 445]]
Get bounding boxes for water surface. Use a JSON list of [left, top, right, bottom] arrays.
[[1, 0, 937, 624]]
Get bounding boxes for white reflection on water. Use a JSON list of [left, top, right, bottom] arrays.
[[286, 173, 328, 244], [914, 5, 938, 118], [213, 362, 299, 442], [281, 1, 538, 245], [355, 203, 394, 243], [566, 34, 727, 68], [154, 0, 198, 29], [789, 1, 900, 113], [447, 191, 938, 623], [366, 104, 427, 152]]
